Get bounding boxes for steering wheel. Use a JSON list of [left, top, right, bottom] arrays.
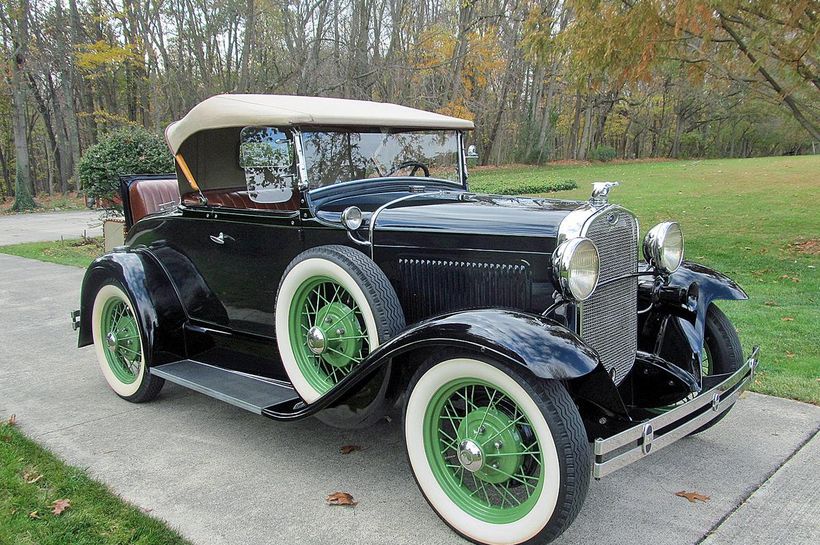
[[385, 161, 430, 178]]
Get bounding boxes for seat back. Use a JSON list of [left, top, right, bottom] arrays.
[[127, 177, 181, 224]]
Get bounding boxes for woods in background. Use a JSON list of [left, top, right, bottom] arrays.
[[1, 0, 817, 208]]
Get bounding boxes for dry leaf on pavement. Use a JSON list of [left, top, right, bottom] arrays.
[[675, 491, 710, 503], [51, 499, 71, 516], [326, 492, 358, 507], [340, 445, 362, 454], [6, 414, 16, 427]]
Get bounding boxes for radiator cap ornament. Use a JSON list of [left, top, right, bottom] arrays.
[[590, 181, 619, 207]]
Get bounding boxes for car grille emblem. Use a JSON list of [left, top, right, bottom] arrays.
[[606, 212, 619, 226]]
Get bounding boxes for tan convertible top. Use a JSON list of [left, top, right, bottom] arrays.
[[165, 94, 475, 153]]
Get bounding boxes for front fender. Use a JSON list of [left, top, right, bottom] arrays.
[[642, 261, 748, 374], [77, 250, 186, 366], [668, 261, 748, 354], [264, 309, 604, 420], [381, 308, 601, 380]]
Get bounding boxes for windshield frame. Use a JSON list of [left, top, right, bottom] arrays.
[[293, 127, 468, 194]]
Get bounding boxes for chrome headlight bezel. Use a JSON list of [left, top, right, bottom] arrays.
[[643, 221, 684, 273], [552, 237, 600, 301]]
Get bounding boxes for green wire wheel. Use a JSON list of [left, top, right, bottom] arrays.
[[91, 282, 164, 402], [288, 276, 371, 393], [276, 246, 404, 404], [404, 356, 590, 545]]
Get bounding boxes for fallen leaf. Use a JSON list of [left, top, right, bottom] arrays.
[[781, 316, 794, 322], [28, 511, 41, 519], [675, 491, 710, 503], [785, 351, 795, 358], [6, 414, 16, 427], [763, 301, 778, 307], [23, 471, 43, 484], [340, 445, 362, 455], [326, 492, 358, 507], [51, 499, 71, 516]]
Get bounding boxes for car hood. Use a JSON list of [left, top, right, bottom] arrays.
[[373, 192, 584, 240]]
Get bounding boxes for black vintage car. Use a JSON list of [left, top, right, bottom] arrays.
[[74, 94, 759, 545]]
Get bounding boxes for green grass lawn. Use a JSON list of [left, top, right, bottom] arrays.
[[0, 418, 190, 545], [1, 156, 817, 403], [472, 156, 819, 404], [0, 237, 103, 268]]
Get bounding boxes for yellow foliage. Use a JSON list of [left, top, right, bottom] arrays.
[[75, 40, 139, 73], [438, 98, 475, 121]]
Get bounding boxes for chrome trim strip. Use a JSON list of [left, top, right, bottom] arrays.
[[592, 346, 760, 479], [292, 129, 309, 191], [368, 191, 443, 258]]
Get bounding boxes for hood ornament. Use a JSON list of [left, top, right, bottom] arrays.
[[590, 181, 619, 207]]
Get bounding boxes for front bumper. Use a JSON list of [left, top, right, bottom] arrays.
[[593, 345, 760, 479]]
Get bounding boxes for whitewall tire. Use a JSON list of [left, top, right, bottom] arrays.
[[404, 355, 590, 545], [275, 246, 404, 403], [91, 282, 163, 402]]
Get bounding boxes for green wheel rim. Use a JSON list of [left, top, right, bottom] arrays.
[[288, 276, 370, 394], [423, 378, 544, 524], [701, 343, 713, 376], [100, 296, 142, 384]]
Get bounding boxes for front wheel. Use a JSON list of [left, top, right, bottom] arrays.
[[404, 355, 590, 545], [690, 303, 744, 434]]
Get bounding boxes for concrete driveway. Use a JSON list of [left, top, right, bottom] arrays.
[[0, 210, 102, 245], [0, 253, 818, 545]]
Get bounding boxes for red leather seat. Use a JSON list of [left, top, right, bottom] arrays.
[[182, 188, 299, 212], [129, 178, 181, 223]]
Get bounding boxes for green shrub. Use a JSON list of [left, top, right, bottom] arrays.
[[79, 127, 173, 201], [487, 179, 578, 195], [589, 145, 617, 162]]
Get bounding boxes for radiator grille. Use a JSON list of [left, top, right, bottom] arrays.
[[579, 209, 638, 384], [398, 259, 531, 323]]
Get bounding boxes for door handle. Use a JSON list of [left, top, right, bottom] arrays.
[[209, 232, 232, 245]]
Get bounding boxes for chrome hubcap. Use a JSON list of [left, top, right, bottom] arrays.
[[458, 439, 484, 472], [306, 326, 326, 355], [106, 331, 118, 349]]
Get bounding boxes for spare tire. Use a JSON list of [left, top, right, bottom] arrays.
[[275, 245, 404, 403]]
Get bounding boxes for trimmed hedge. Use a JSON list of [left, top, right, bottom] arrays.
[[589, 145, 617, 162], [479, 179, 578, 195], [79, 127, 173, 201]]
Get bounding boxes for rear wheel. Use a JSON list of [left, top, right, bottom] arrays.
[[91, 283, 164, 402], [404, 355, 589, 545], [691, 304, 744, 434]]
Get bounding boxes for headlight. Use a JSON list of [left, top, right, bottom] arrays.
[[643, 221, 684, 273], [552, 238, 600, 301]]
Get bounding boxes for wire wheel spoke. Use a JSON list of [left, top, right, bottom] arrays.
[[426, 377, 545, 520]]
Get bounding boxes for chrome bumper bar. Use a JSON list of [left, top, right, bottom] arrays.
[[593, 345, 760, 479]]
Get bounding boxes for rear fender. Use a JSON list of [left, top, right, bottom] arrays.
[[77, 250, 186, 366]]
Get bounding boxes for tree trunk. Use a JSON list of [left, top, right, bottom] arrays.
[[9, 0, 35, 210], [237, 0, 255, 92]]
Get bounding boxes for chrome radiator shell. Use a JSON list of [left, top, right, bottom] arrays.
[[560, 205, 639, 384]]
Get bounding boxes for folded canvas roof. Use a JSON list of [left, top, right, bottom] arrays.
[[165, 94, 475, 153]]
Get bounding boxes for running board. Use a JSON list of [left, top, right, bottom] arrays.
[[150, 360, 300, 414]]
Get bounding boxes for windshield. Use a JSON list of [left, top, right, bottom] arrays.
[[301, 129, 461, 189]]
